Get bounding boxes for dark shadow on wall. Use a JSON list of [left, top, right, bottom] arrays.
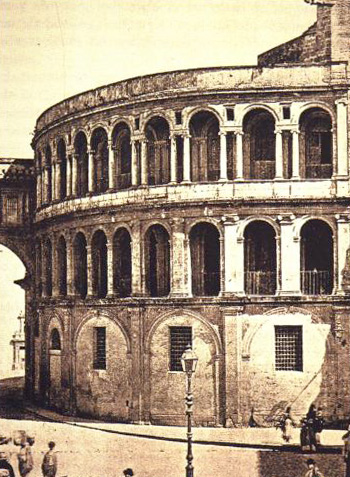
[[257, 449, 342, 477]]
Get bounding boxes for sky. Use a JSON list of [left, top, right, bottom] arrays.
[[0, 0, 316, 375], [0, 0, 316, 159]]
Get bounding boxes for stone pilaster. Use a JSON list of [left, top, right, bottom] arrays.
[[72, 154, 78, 197], [86, 245, 94, 297], [131, 221, 143, 296], [277, 214, 301, 295], [182, 133, 191, 183], [275, 128, 283, 179], [336, 99, 348, 177], [222, 216, 245, 296], [219, 131, 228, 181], [140, 138, 148, 186], [108, 139, 116, 190], [170, 218, 188, 297], [234, 129, 243, 179], [131, 139, 138, 186], [291, 129, 300, 179], [88, 147, 94, 193], [336, 214, 350, 294], [170, 135, 177, 184], [107, 241, 114, 296]]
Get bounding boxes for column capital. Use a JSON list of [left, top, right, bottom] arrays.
[[274, 128, 283, 135], [222, 214, 240, 225], [232, 128, 244, 136], [335, 213, 350, 224], [219, 129, 227, 136], [277, 213, 296, 225], [335, 98, 348, 106], [290, 128, 300, 135]]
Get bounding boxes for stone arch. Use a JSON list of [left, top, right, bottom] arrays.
[[110, 117, 134, 135], [91, 127, 109, 193], [0, 235, 34, 276], [185, 217, 223, 238], [144, 116, 171, 185], [46, 313, 65, 409], [112, 121, 132, 189], [146, 309, 222, 426], [144, 224, 170, 297], [240, 103, 280, 126], [141, 111, 174, 134], [184, 106, 223, 130], [237, 216, 280, 241], [74, 131, 89, 197], [293, 216, 336, 240], [294, 102, 336, 125], [74, 312, 131, 421]]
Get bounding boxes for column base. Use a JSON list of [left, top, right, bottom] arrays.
[[169, 291, 189, 298], [181, 180, 191, 184], [277, 290, 302, 296], [219, 290, 245, 298], [218, 177, 228, 183]]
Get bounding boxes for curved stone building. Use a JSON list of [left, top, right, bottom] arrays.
[[22, 0, 350, 426]]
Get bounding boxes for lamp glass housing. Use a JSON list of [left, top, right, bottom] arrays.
[[181, 346, 198, 375]]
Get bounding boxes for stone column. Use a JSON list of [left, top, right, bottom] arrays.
[[275, 129, 283, 179], [52, 162, 56, 201], [170, 135, 177, 184], [235, 130, 244, 179], [219, 131, 228, 181], [131, 221, 143, 296], [108, 140, 116, 190], [291, 129, 300, 179], [51, 235, 59, 297], [140, 139, 148, 186], [336, 214, 350, 294], [170, 218, 188, 297], [336, 99, 348, 177], [36, 172, 42, 208], [222, 217, 244, 295], [55, 161, 61, 200], [42, 168, 47, 204], [72, 154, 78, 197], [88, 147, 94, 193], [182, 134, 191, 183], [66, 234, 74, 297], [86, 245, 94, 297], [278, 214, 301, 295], [66, 150, 72, 197], [107, 241, 114, 296], [131, 139, 138, 186]]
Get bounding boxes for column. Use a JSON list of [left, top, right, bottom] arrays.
[[275, 129, 283, 179], [291, 129, 300, 179], [42, 168, 47, 204], [107, 242, 114, 296], [88, 147, 94, 193], [52, 162, 56, 201], [36, 172, 42, 208], [219, 131, 228, 181], [182, 134, 191, 182], [86, 245, 94, 297], [336, 99, 348, 177], [66, 149, 72, 197], [140, 139, 148, 185], [222, 217, 245, 295], [55, 161, 61, 200], [235, 131, 244, 179], [131, 139, 138, 186], [336, 214, 350, 294], [72, 154, 78, 197], [170, 218, 188, 297], [278, 214, 301, 295], [108, 140, 116, 190], [170, 135, 177, 184], [131, 221, 143, 296], [52, 236, 59, 297], [66, 235, 74, 297]]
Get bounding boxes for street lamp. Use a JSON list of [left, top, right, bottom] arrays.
[[181, 345, 198, 477]]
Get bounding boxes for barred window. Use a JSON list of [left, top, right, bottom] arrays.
[[169, 326, 192, 372], [93, 327, 106, 370], [275, 326, 303, 371], [5, 196, 18, 223]]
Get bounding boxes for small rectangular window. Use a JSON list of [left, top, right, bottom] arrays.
[[226, 108, 235, 121], [175, 111, 182, 125], [93, 327, 106, 370], [135, 117, 140, 130], [4, 196, 18, 224], [283, 106, 291, 120], [275, 326, 302, 371], [169, 326, 192, 371]]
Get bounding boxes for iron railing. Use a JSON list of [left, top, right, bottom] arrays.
[[245, 271, 276, 295], [300, 270, 332, 295]]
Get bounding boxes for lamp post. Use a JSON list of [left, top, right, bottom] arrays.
[[181, 345, 198, 477]]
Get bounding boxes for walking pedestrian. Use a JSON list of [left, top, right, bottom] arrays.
[[0, 452, 15, 477], [278, 406, 294, 443], [304, 458, 324, 477], [41, 441, 57, 477], [17, 441, 33, 477]]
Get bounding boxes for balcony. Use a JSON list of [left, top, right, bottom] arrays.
[[244, 271, 276, 295], [300, 270, 332, 295]]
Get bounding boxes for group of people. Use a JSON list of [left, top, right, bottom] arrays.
[[0, 439, 57, 477]]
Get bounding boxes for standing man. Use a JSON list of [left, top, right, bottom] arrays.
[[41, 442, 57, 477]]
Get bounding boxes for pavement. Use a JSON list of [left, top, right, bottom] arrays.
[[22, 402, 345, 451]]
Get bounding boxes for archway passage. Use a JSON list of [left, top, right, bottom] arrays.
[[112, 123, 132, 189], [145, 116, 170, 185], [244, 221, 277, 295], [300, 220, 333, 295], [190, 222, 220, 296], [145, 225, 170, 297], [189, 111, 220, 182], [299, 108, 333, 179], [74, 132, 89, 197], [0, 245, 26, 380], [91, 230, 108, 298], [243, 109, 276, 180], [91, 128, 109, 193], [113, 228, 132, 297]]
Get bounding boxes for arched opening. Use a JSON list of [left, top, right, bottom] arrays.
[[112, 123, 132, 190], [113, 228, 132, 297], [190, 222, 220, 296], [145, 225, 170, 297], [244, 221, 277, 295], [91, 230, 108, 298], [57, 139, 67, 200], [73, 232, 87, 298], [45, 145, 52, 202], [57, 235, 67, 296], [74, 132, 88, 197], [189, 111, 220, 182], [300, 220, 333, 295], [243, 109, 276, 179], [91, 128, 109, 193], [50, 328, 61, 350], [0, 245, 26, 379], [299, 108, 333, 179], [43, 238, 52, 297], [145, 116, 170, 185], [36, 240, 42, 297]]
